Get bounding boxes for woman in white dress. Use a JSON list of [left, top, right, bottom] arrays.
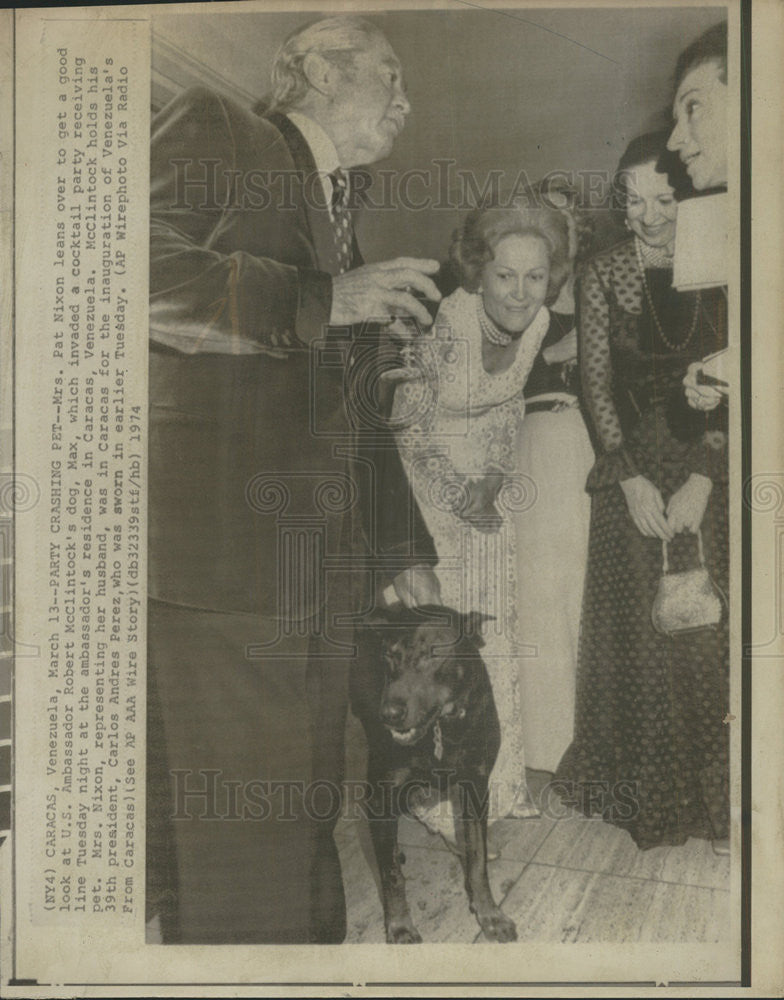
[[513, 182, 596, 775], [391, 205, 571, 828]]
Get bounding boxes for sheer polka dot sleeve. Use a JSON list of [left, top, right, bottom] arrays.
[[580, 259, 639, 487]]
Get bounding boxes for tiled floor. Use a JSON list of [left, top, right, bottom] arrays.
[[338, 713, 731, 944]]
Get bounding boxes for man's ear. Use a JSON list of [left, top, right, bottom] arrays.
[[301, 51, 338, 98]]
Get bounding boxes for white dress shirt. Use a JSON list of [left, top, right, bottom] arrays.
[[286, 110, 342, 218]]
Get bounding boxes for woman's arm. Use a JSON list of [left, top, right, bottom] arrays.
[[392, 325, 503, 532], [580, 259, 671, 540], [666, 428, 727, 533], [392, 333, 467, 513], [580, 261, 627, 458]]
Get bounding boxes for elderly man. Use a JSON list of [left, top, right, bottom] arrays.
[[146, 16, 440, 943]]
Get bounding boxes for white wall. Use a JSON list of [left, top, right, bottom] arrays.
[[152, 5, 725, 262]]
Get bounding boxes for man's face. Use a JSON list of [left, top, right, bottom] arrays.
[[667, 60, 728, 190], [332, 38, 411, 167]]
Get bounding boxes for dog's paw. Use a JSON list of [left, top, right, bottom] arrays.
[[386, 920, 423, 944], [477, 907, 517, 943]]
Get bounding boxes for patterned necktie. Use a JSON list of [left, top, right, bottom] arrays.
[[329, 168, 354, 274]]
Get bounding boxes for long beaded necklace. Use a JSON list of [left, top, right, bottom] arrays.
[[634, 236, 701, 352], [476, 295, 514, 347]]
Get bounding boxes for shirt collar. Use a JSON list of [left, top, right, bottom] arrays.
[[285, 111, 341, 178]]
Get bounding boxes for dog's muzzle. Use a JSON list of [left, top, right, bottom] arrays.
[[389, 725, 428, 746], [382, 702, 446, 747]]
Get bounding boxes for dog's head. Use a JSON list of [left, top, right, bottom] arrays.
[[368, 605, 490, 748]]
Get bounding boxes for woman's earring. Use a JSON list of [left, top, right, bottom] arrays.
[[623, 219, 631, 230]]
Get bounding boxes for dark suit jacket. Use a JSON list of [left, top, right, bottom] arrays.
[[148, 87, 435, 618]]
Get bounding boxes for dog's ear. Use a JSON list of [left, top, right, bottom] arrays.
[[459, 611, 495, 646]]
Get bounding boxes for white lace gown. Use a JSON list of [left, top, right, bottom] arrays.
[[392, 288, 548, 822]]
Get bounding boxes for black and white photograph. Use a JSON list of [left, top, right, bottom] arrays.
[[145, 4, 735, 948]]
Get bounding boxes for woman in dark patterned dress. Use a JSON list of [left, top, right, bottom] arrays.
[[555, 132, 729, 851]]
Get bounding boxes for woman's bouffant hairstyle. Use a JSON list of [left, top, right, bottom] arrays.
[[674, 21, 727, 91], [528, 176, 597, 270], [612, 130, 691, 212], [269, 16, 385, 112], [450, 206, 570, 305]]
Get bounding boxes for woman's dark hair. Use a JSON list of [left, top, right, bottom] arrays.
[[450, 205, 570, 305], [674, 21, 727, 92], [612, 130, 691, 212]]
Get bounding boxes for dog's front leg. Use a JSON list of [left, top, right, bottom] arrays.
[[367, 789, 422, 944], [457, 780, 517, 942]]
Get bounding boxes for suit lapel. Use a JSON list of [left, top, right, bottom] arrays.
[[265, 111, 342, 277]]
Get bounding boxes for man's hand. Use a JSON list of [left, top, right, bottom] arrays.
[[620, 475, 674, 541], [666, 473, 713, 534], [684, 362, 723, 411], [392, 566, 442, 608], [330, 258, 441, 328]]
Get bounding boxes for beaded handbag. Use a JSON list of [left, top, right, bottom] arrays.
[[651, 529, 726, 636]]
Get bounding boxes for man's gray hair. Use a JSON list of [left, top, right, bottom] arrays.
[[270, 16, 385, 112]]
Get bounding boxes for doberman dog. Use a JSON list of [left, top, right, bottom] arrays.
[[351, 604, 517, 943]]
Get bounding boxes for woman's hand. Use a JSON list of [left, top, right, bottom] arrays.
[[458, 472, 504, 534], [620, 476, 673, 541], [542, 328, 577, 366], [666, 474, 713, 534], [684, 362, 723, 411]]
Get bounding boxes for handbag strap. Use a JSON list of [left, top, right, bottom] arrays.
[[662, 528, 705, 574]]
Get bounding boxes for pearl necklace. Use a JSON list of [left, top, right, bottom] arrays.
[[476, 296, 513, 347], [634, 237, 700, 352], [634, 235, 674, 269]]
